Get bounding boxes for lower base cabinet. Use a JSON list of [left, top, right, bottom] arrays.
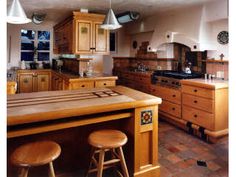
[[17, 70, 51, 93]]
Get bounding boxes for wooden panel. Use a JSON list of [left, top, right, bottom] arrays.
[[182, 93, 214, 113], [94, 80, 115, 88], [159, 100, 181, 118], [76, 21, 92, 53], [214, 88, 228, 131], [182, 106, 214, 130], [94, 22, 109, 54], [7, 82, 17, 95], [69, 81, 94, 90], [19, 74, 33, 93], [37, 74, 50, 92], [140, 132, 152, 166], [134, 106, 159, 177], [150, 85, 181, 104], [182, 85, 214, 99]]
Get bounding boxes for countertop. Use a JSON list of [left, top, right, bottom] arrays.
[[7, 86, 162, 126], [181, 78, 228, 89], [52, 70, 118, 81]]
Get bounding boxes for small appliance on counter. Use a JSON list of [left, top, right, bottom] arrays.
[[52, 59, 63, 71], [29, 62, 39, 69]]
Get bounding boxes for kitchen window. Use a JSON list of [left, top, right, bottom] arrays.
[[21, 29, 50, 61]]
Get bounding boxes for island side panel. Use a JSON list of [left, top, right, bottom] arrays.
[[133, 105, 160, 177]]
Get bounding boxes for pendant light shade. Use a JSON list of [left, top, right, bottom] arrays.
[[100, 0, 121, 30], [7, 0, 31, 24]]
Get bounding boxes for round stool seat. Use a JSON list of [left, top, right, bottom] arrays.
[[88, 129, 128, 149], [11, 141, 61, 167]]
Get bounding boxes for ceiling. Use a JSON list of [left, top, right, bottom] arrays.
[[7, 0, 220, 23]]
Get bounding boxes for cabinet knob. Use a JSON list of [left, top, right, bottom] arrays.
[[81, 85, 85, 87], [103, 83, 107, 86], [194, 114, 198, 118], [172, 94, 176, 97], [172, 107, 175, 111], [194, 89, 198, 92], [194, 100, 198, 103]]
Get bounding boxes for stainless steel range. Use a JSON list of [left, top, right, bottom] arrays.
[[151, 70, 202, 88]]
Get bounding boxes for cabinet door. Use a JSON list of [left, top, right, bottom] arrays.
[[75, 20, 93, 54], [37, 74, 50, 92], [93, 22, 109, 54], [19, 74, 33, 93]]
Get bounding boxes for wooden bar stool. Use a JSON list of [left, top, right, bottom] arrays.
[[10, 141, 61, 177], [87, 129, 129, 177]]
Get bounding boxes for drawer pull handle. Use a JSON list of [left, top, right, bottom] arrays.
[[194, 100, 198, 103], [194, 89, 198, 92], [172, 94, 176, 97], [194, 114, 198, 118], [81, 85, 85, 87], [172, 107, 175, 111], [103, 83, 107, 86]]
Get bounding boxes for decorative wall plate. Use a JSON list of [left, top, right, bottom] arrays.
[[217, 31, 228, 45]]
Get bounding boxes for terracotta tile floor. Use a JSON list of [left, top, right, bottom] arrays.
[[159, 120, 228, 177], [48, 120, 229, 177]]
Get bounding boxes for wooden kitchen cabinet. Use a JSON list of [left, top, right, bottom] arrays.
[[17, 70, 51, 93], [54, 12, 109, 54], [51, 71, 64, 91], [181, 81, 228, 132], [150, 85, 182, 119]]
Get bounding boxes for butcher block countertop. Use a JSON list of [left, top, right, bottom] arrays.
[[7, 86, 162, 126], [181, 79, 228, 89]]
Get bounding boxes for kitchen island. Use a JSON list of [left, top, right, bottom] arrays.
[[7, 86, 162, 177]]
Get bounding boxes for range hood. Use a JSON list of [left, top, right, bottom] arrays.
[[148, 31, 216, 52], [147, 5, 217, 52]]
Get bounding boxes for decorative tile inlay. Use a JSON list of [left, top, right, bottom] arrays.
[[141, 110, 153, 125]]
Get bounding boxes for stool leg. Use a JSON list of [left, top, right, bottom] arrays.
[[86, 147, 96, 177], [48, 162, 56, 177], [19, 167, 29, 177], [117, 147, 129, 177], [97, 149, 105, 177]]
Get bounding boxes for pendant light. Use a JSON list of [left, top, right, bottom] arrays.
[[100, 0, 122, 30], [7, 0, 31, 24]]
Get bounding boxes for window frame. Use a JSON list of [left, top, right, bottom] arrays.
[[20, 29, 50, 62]]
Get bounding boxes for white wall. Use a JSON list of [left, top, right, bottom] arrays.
[[207, 19, 228, 60], [7, 21, 57, 68], [125, 0, 228, 58], [103, 27, 130, 75], [129, 31, 153, 57]]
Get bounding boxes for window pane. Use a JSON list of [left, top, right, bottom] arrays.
[[21, 40, 34, 50], [110, 32, 116, 52], [38, 41, 50, 50], [38, 31, 50, 40], [21, 29, 35, 40], [38, 52, 50, 61], [21, 52, 34, 61]]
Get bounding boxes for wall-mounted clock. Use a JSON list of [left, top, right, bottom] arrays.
[[217, 31, 228, 45]]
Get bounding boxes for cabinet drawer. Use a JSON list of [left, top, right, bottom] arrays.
[[159, 100, 181, 118], [182, 106, 214, 130], [70, 81, 94, 90], [182, 85, 214, 99], [150, 85, 181, 104], [133, 76, 150, 84], [182, 93, 214, 113], [95, 80, 115, 88]]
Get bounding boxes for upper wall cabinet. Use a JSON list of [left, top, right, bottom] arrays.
[[54, 12, 109, 55]]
